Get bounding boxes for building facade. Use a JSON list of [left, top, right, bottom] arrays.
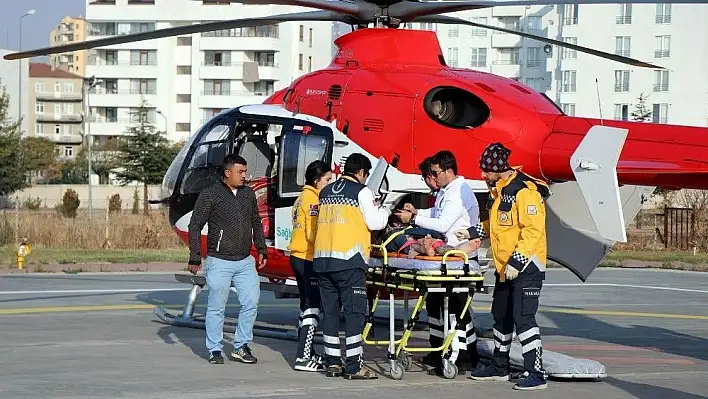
[[49, 16, 89, 76], [83, 0, 336, 144], [28, 63, 84, 160], [0, 49, 30, 135], [417, 3, 708, 128]]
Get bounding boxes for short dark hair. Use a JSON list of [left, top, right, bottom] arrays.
[[305, 160, 330, 187], [419, 157, 433, 178], [431, 150, 457, 175], [222, 154, 247, 175], [343, 153, 372, 176]]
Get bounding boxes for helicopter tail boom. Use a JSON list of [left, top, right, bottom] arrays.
[[540, 115, 708, 191]]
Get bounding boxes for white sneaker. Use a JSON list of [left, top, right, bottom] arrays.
[[294, 357, 326, 372]]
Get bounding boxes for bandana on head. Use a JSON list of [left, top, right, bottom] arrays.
[[480, 142, 511, 172]]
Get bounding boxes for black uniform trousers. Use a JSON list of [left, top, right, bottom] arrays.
[[426, 292, 478, 367], [290, 256, 321, 361], [318, 267, 368, 375], [489, 262, 545, 378]]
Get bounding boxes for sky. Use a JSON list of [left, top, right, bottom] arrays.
[[0, 0, 85, 53]]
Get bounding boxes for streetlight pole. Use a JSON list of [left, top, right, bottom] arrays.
[[83, 76, 99, 219], [17, 9, 35, 124]]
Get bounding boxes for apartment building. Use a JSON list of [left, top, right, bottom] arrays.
[[420, 3, 708, 127], [83, 0, 336, 144], [49, 16, 89, 76], [28, 63, 84, 160]]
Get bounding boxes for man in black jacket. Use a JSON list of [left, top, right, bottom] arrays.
[[187, 154, 267, 365]]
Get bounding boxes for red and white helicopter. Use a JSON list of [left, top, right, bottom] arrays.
[[6, 0, 708, 299]]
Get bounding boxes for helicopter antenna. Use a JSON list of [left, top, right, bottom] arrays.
[[595, 78, 604, 125]]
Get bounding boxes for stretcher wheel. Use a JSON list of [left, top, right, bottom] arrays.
[[390, 361, 405, 380], [398, 352, 412, 371], [441, 360, 458, 380]]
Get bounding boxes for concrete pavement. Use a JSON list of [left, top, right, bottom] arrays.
[[0, 268, 707, 398]]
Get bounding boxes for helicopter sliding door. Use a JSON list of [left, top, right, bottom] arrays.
[[273, 125, 332, 251]]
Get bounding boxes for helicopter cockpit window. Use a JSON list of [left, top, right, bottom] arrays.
[[180, 119, 233, 195], [278, 132, 329, 198]]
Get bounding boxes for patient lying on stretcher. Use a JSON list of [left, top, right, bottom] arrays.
[[380, 215, 480, 258], [398, 234, 480, 257]]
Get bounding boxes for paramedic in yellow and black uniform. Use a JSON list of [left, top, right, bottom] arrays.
[[287, 160, 332, 372], [313, 153, 390, 380], [456, 142, 550, 391]]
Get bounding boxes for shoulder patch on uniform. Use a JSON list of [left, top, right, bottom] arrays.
[[527, 205, 537, 215], [309, 204, 319, 216]]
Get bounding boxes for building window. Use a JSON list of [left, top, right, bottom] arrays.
[[562, 37, 577, 59], [308, 56, 312, 72], [66, 103, 74, 114], [309, 28, 313, 47], [523, 78, 544, 92], [254, 51, 275, 66], [526, 47, 542, 67], [615, 36, 631, 57], [526, 16, 542, 34], [470, 48, 487, 67], [470, 17, 487, 36], [656, 4, 671, 23], [495, 48, 520, 65], [55, 82, 62, 93], [447, 47, 458, 67], [105, 107, 118, 122], [204, 50, 231, 66], [616, 4, 632, 24], [176, 123, 191, 132], [652, 103, 668, 123], [203, 79, 230, 95], [176, 94, 191, 103], [561, 71, 576, 92], [562, 4, 578, 25], [35, 82, 44, 92], [176, 65, 192, 74], [298, 54, 303, 70], [614, 104, 630, 120], [130, 49, 157, 65], [561, 103, 575, 116], [653, 70, 669, 92], [299, 25, 304, 41], [448, 25, 459, 37], [614, 70, 630, 92], [654, 35, 670, 58], [36, 102, 45, 113], [54, 124, 61, 134], [130, 79, 157, 94], [64, 146, 73, 157], [253, 81, 274, 96], [177, 36, 192, 46], [35, 123, 43, 134]]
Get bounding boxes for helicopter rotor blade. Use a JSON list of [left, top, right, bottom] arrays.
[[2, 10, 356, 60], [192, 0, 368, 17], [392, 0, 708, 21], [412, 14, 665, 69]]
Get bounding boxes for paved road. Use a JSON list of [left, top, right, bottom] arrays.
[[0, 268, 707, 398]]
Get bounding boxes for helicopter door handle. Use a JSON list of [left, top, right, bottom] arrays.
[[148, 196, 172, 204], [334, 140, 349, 147]]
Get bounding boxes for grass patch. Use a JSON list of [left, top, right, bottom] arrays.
[[0, 246, 188, 266], [605, 250, 708, 264]]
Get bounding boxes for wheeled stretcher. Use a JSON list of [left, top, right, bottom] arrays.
[[363, 230, 489, 380]]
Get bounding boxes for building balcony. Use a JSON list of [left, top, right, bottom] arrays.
[[87, 89, 159, 108], [36, 91, 83, 102], [653, 84, 669, 92], [199, 36, 280, 52], [654, 50, 670, 58], [198, 91, 271, 109], [86, 117, 134, 137], [86, 63, 159, 79], [491, 6, 527, 17], [490, 60, 521, 77], [656, 14, 671, 24], [36, 113, 84, 123], [491, 33, 521, 48], [614, 84, 630, 92], [41, 133, 84, 144], [615, 50, 631, 57]]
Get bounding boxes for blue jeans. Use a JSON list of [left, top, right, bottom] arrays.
[[204, 255, 260, 353]]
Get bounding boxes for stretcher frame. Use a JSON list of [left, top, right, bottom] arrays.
[[363, 230, 488, 380]]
